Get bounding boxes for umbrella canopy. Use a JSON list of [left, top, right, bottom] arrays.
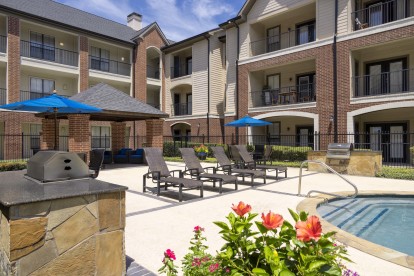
[[0, 93, 101, 150], [225, 115, 271, 127]]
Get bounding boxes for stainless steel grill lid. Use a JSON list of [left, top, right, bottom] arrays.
[[326, 143, 353, 160], [27, 151, 89, 182]]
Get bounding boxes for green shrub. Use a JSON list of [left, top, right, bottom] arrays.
[[410, 146, 414, 165], [376, 166, 414, 180], [271, 145, 312, 161], [0, 162, 27, 172], [163, 142, 226, 158]]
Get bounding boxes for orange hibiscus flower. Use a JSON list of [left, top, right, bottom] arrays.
[[261, 211, 284, 230], [231, 201, 252, 217], [295, 215, 322, 242]]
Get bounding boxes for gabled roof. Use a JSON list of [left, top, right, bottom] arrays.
[[0, 0, 139, 44], [132, 22, 170, 46], [70, 83, 168, 121]]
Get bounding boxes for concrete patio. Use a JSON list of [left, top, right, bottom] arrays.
[[98, 162, 414, 276]]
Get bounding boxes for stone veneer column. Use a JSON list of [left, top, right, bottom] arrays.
[[79, 36, 89, 91], [7, 16, 20, 103], [68, 114, 90, 161], [111, 122, 126, 153], [146, 119, 163, 148], [40, 118, 59, 150]]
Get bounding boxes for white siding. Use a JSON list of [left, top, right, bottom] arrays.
[[225, 28, 237, 113], [192, 40, 208, 115], [209, 31, 226, 115], [239, 23, 250, 60], [338, 0, 350, 35], [247, 0, 314, 21], [165, 53, 172, 115], [317, 0, 335, 39]]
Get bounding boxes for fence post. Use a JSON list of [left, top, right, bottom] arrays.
[[202, 134, 205, 144], [21, 132, 24, 160], [377, 130, 381, 152]]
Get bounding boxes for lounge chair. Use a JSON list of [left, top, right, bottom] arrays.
[[143, 148, 203, 202], [211, 146, 266, 185], [89, 148, 105, 178], [114, 148, 132, 163], [179, 148, 238, 193], [231, 145, 287, 179], [252, 145, 265, 160]]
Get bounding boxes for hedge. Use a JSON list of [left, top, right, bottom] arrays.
[[163, 142, 226, 158], [0, 162, 27, 172], [411, 146, 414, 165], [376, 166, 414, 181], [270, 145, 312, 161]]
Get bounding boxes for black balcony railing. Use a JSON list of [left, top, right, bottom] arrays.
[[0, 88, 6, 105], [20, 90, 54, 101], [147, 65, 160, 79], [249, 84, 316, 108], [89, 56, 131, 76], [353, 68, 412, 97], [170, 64, 192, 79], [352, 0, 409, 31], [250, 24, 315, 56], [20, 40, 78, 66], [0, 35, 6, 53], [171, 102, 192, 116]]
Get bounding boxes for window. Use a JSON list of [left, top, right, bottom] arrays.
[[296, 73, 316, 102], [296, 126, 314, 148], [186, 57, 192, 75], [30, 32, 55, 61], [267, 26, 280, 53], [263, 74, 280, 105], [30, 77, 55, 99], [90, 46, 110, 71], [365, 0, 407, 27], [365, 58, 407, 95], [91, 126, 111, 149], [267, 122, 280, 145], [296, 21, 315, 45]]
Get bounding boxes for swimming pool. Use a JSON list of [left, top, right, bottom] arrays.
[[317, 196, 414, 256]]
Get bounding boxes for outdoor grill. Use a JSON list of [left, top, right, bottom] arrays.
[[26, 151, 89, 183], [326, 143, 353, 160]]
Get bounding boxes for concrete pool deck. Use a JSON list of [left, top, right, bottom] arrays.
[[98, 162, 414, 276]]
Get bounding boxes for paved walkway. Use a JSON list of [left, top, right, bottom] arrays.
[[98, 163, 414, 276]]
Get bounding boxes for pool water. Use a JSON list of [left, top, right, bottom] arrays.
[[317, 196, 414, 256]]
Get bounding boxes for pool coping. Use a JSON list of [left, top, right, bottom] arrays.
[[297, 191, 414, 270]]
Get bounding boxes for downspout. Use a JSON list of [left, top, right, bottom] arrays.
[[333, 0, 339, 143], [204, 34, 211, 143], [234, 21, 240, 144], [132, 44, 137, 142]]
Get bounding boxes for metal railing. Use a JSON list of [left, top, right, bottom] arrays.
[[352, 0, 409, 31], [0, 35, 6, 53], [20, 90, 53, 101], [20, 40, 78, 66], [250, 24, 315, 56], [0, 88, 6, 105], [147, 65, 160, 79], [170, 64, 192, 79], [249, 83, 316, 108], [353, 68, 412, 97], [298, 160, 359, 198], [171, 102, 192, 116], [89, 55, 131, 76]]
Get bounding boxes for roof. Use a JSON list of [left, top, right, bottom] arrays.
[[0, 0, 141, 44], [161, 27, 220, 53], [69, 83, 168, 121]]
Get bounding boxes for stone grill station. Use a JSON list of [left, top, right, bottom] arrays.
[[0, 151, 127, 275]]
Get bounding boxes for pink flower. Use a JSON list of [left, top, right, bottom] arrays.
[[261, 211, 284, 230], [231, 201, 252, 217], [295, 216, 322, 242], [209, 263, 220, 273], [194, 225, 204, 233], [164, 249, 176, 260], [192, 258, 201, 267]]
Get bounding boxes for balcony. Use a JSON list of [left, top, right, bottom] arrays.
[[89, 56, 131, 76], [0, 35, 6, 53], [249, 84, 316, 108], [20, 90, 53, 101], [20, 40, 78, 67], [0, 88, 6, 105], [171, 102, 192, 116], [352, 0, 411, 31], [353, 68, 413, 97], [147, 65, 160, 79], [170, 64, 192, 79]]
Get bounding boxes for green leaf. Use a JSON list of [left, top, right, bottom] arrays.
[[225, 246, 233, 258], [255, 221, 269, 234], [279, 269, 295, 276], [299, 211, 308, 221], [309, 260, 327, 271], [252, 268, 269, 275], [288, 209, 299, 222], [214, 221, 230, 231]]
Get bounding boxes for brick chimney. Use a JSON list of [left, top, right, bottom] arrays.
[[127, 12, 142, 31]]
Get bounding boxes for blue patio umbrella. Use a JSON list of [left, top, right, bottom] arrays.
[[0, 93, 101, 150], [225, 115, 272, 127]]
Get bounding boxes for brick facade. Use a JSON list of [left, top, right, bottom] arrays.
[[146, 119, 164, 148], [79, 36, 89, 91], [68, 114, 91, 161], [40, 118, 59, 150], [111, 122, 127, 153], [7, 16, 20, 103]]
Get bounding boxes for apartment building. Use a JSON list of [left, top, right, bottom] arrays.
[[0, 0, 168, 158]]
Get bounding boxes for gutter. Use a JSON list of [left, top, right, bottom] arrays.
[[204, 34, 211, 143], [234, 21, 240, 144], [333, 0, 339, 142]]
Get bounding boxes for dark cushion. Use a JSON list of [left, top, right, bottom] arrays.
[[135, 148, 144, 155], [119, 148, 132, 155]]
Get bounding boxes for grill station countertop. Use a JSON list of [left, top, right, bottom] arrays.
[[0, 170, 127, 207]]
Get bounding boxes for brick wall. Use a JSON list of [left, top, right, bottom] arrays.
[[7, 16, 20, 103], [146, 119, 164, 148], [68, 114, 91, 161], [40, 118, 59, 150], [79, 36, 89, 91], [111, 122, 126, 153]]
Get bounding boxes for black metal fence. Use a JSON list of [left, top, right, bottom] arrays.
[[89, 55, 131, 76], [0, 133, 413, 168]]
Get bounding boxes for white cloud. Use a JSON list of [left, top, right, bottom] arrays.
[[191, 0, 233, 19]]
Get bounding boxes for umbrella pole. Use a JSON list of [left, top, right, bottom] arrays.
[[54, 108, 58, 150]]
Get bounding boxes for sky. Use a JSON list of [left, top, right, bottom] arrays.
[[54, 0, 245, 42]]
